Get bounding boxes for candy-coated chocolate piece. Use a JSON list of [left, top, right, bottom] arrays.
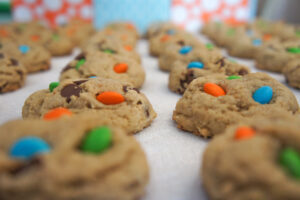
[[187, 61, 204, 69], [179, 46, 193, 54], [279, 147, 300, 179], [252, 86, 273, 104], [204, 83, 226, 97], [49, 82, 59, 92], [10, 137, 50, 160]]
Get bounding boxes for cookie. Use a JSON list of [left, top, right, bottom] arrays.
[[158, 43, 222, 72], [57, 19, 95, 47], [255, 39, 300, 73], [22, 78, 156, 134], [173, 72, 299, 138], [283, 58, 300, 89], [146, 22, 179, 39], [0, 115, 149, 200], [60, 53, 145, 88], [44, 30, 74, 56], [1, 41, 51, 73], [149, 31, 200, 57], [82, 37, 141, 64], [202, 115, 300, 200], [169, 56, 250, 94], [0, 52, 26, 93]]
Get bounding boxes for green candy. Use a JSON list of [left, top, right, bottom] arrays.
[[49, 82, 59, 92], [76, 59, 85, 70], [103, 49, 115, 54], [206, 43, 214, 50], [227, 75, 241, 80], [226, 28, 235, 36], [287, 47, 300, 54], [80, 126, 112, 154], [279, 147, 300, 179], [52, 34, 59, 41], [228, 58, 237, 63]]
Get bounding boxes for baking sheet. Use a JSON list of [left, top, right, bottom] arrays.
[[1, 35, 300, 200]]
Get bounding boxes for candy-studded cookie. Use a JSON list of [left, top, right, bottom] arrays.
[[0, 115, 149, 200], [60, 53, 145, 88], [202, 115, 300, 200], [255, 39, 300, 73], [283, 58, 300, 89], [173, 72, 299, 138], [82, 37, 141, 63], [2, 41, 51, 73], [169, 57, 249, 94], [44, 30, 74, 56], [158, 43, 222, 72], [22, 78, 156, 134], [0, 52, 26, 93]]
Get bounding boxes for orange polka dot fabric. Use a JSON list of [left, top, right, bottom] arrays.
[[171, 0, 251, 31], [12, 0, 93, 28]]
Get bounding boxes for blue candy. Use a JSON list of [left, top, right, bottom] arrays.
[[252, 86, 273, 104], [167, 29, 175, 35], [252, 39, 262, 46], [187, 61, 204, 69], [10, 137, 51, 160], [89, 76, 97, 78], [19, 45, 30, 54], [179, 46, 192, 54]]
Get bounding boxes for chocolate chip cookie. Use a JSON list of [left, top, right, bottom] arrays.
[[0, 52, 26, 93], [173, 72, 299, 138], [22, 78, 156, 134], [60, 53, 145, 88], [0, 115, 149, 200], [202, 114, 300, 200]]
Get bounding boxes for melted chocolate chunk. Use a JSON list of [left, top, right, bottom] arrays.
[[73, 80, 87, 85], [145, 108, 150, 117], [132, 88, 140, 93], [75, 53, 85, 60], [10, 58, 19, 66], [215, 57, 225, 67], [177, 40, 185, 46], [62, 64, 74, 72], [137, 100, 142, 105], [0, 53, 4, 59], [122, 85, 129, 93], [61, 84, 82, 103], [179, 70, 195, 93], [9, 158, 41, 175], [238, 68, 248, 75]]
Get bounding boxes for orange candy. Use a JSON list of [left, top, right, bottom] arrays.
[[234, 126, 255, 140], [160, 35, 170, 42], [43, 107, 72, 120], [126, 24, 135, 30], [0, 29, 8, 37], [31, 35, 40, 42], [121, 34, 128, 41], [203, 83, 226, 97], [124, 45, 133, 51], [263, 34, 272, 41], [96, 91, 125, 105], [114, 63, 128, 73], [67, 28, 76, 36]]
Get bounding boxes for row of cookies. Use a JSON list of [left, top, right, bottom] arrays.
[[147, 22, 300, 198], [202, 19, 300, 89], [0, 22, 156, 199], [0, 20, 95, 93]]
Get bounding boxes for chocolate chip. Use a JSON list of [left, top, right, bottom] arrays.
[[179, 70, 195, 94], [125, 181, 140, 190], [61, 84, 82, 103], [62, 64, 74, 72], [238, 68, 248, 75], [177, 40, 185, 46], [0, 82, 8, 92], [145, 108, 150, 117], [75, 53, 85, 60], [137, 100, 142, 105], [122, 85, 129, 93], [9, 158, 41, 175], [215, 57, 225, 67], [16, 70, 23, 76], [0, 43, 2, 49], [10, 58, 19, 66], [73, 80, 87, 85], [132, 88, 140, 93], [0, 53, 4, 59]]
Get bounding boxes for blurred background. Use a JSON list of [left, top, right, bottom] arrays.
[[0, 0, 299, 33]]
